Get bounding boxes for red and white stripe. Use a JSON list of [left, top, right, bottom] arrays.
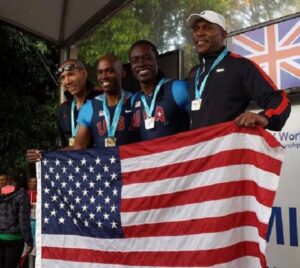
[[119, 122, 284, 267], [38, 121, 284, 267], [41, 256, 262, 268]]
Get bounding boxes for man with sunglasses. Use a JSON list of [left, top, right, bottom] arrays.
[[26, 59, 98, 162], [56, 60, 98, 147]]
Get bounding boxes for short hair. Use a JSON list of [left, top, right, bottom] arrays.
[[96, 54, 123, 75], [96, 54, 121, 67], [128, 40, 159, 59], [60, 59, 86, 69]]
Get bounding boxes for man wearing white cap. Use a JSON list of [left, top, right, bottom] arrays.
[[186, 10, 290, 131]]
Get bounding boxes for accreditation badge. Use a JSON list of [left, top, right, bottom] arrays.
[[191, 99, 202, 111], [145, 117, 155, 130], [105, 137, 117, 147], [69, 137, 75, 146]]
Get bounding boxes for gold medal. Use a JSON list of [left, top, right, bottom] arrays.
[[105, 137, 117, 147], [69, 137, 75, 146]]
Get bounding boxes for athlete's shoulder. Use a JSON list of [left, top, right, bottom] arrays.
[[227, 51, 254, 65], [122, 90, 133, 104], [79, 100, 93, 113], [171, 79, 190, 109], [94, 94, 104, 102], [171, 79, 188, 87], [124, 90, 132, 98], [160, 78, 171, 89], [129, 91, 142, 108], [81, 99, 94, 109], [228, 51, 266, 75], [168, 79, 189, 93]]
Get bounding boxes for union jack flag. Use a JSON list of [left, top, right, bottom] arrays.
[[231, 16, 300, 90]]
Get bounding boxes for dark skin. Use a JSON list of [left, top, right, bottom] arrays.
[[129, 44, 159, 96], [192, 18, 227, 55], [68, 55, 125, 151], [96, 55, 125, 106], [192, 18, 269, 128], [27, 177, 37, 191]]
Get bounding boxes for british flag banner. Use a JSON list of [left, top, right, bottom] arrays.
[[35, 122, 285, 268], [231, 16, 300, 90]]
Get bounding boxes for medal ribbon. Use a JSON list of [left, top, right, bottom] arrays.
[[194, 48, 228, 100], [103, 91, 124, 138], [71, 99, 79, 137], [141, 78, 165, 118]]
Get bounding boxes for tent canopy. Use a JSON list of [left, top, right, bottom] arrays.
[[0, 0, 132, 47]]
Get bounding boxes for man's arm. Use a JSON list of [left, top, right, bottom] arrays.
[[26, 100, 93, 161], [28, 125, 91, 157], [234, 111, 268, 128], [26, 149, 43, 163], [240, 58, 291, 130], [172, 80, 190, 112]]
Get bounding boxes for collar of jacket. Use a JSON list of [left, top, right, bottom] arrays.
[[198, 46, 226, 64]]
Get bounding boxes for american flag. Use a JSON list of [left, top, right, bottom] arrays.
[[36, 121, 284, 268], [231, 16, 300, 90]]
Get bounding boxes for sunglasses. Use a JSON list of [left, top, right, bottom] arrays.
[[57, 64, 82, 76]]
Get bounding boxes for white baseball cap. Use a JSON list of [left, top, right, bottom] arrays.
[[186, 10, 226, 31]]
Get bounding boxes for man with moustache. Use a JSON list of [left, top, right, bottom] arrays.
[[56, 59, 97, 147], [73, 54, 136, 149], [186, 10, 290, 130], [26, 59, 97, 162], [129, 40, 190, 141]]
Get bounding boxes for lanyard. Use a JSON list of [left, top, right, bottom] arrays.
[[194, 48, 228, 99], [141, 79, 165, 118], [71, 99, 78, 137], [103, 91, 124, 137]]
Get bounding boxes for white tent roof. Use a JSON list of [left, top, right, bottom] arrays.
[[0, 0, 132, 46]]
